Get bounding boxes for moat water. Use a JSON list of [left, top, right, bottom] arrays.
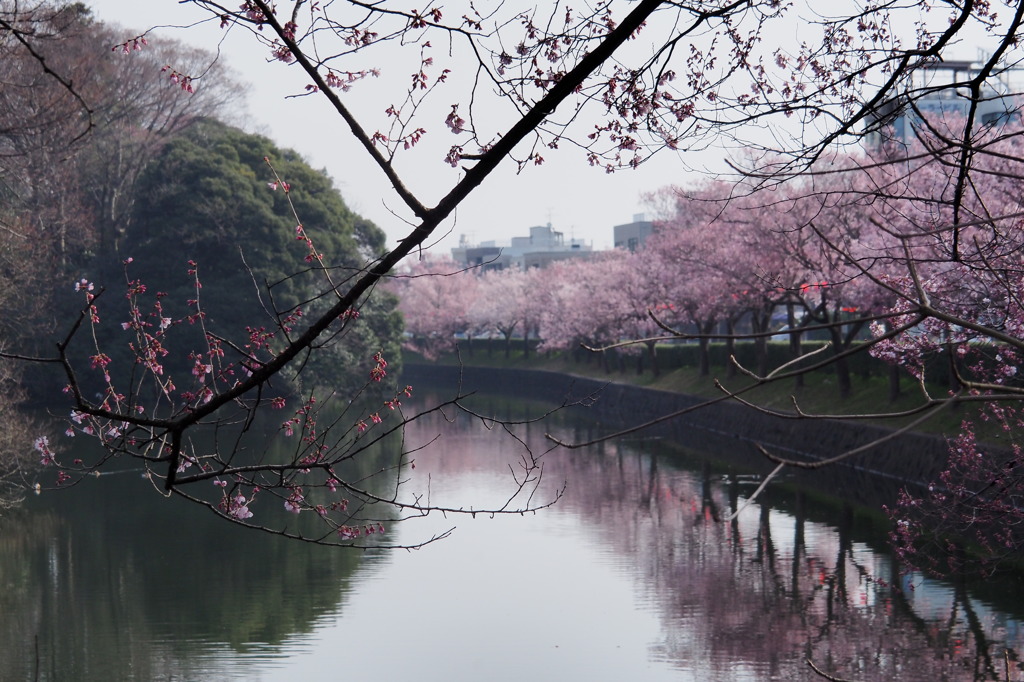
[[3, 387, 1023, 681]]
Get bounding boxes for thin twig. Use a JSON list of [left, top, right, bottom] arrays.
[[725, 462, 784, 522], [806, 658, 858, 682]]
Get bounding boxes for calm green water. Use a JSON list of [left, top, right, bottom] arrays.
[[3, 390, 1023, 681]]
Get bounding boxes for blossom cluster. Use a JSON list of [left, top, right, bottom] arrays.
[[160, 66, 194, 93]]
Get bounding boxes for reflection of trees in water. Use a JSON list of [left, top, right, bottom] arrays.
[[405, 398, 1023, 681], [0, 512, 64, 681], [0, 435, 370, 681], [13, 393, 1020, 679], [0, 507, 172, 681]]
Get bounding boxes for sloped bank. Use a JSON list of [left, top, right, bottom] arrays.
[[402, 363, 953, 508]]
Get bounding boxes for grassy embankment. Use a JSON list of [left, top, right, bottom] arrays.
[[404, 339, 995, 443]]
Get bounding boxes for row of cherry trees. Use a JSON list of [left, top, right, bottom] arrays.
[[398, 117, 1024, 406], [393, 163, 895, 394]]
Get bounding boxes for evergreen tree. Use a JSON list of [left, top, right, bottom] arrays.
[[110, 118, 400, 391]]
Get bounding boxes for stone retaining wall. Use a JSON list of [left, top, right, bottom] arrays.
[[403, 363, 955, 507]]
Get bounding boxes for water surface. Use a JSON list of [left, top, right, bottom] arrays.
[[3, 391, 1023, 680]]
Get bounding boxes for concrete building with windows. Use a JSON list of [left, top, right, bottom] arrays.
[[866, 60, 1020, 147], [613, 214, 654, 252], [451, 224, 592, 271]]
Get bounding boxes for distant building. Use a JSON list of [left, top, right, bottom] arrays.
[[452, 242, 502, 269], [452, 224, 592, 271], [614, 214, 654, 252], [866, 60, 1020, 147]]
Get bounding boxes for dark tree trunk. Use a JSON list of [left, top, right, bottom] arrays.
[[725, 318, 737, 379], [697, 318, 715, 377], [888, 362, 901, 402], [698, 336, 711, 376], [828, 325, 853, 400], [946, 343, 962, 394], [751, 309, 770, 378], [645, 340, 658, 377], [787, 302, 804, 389]]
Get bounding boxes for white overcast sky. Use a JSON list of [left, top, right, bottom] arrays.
[[82, 2, 995, 253], [83, 1, 714, 252]]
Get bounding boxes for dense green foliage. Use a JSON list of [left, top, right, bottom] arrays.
[[103, 119, 401, 391]]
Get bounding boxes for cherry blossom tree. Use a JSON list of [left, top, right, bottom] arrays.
[[852, 119, 1024, 573], [593, 248, 671, 375], [638, 115, 1024, 573], [743, 163, 899, 398], [537, 254, 632, 371], [649, 179, 814, 379], [391, 257, 479, 359], [471, 268, 533, 358], [645, 183, 768, 377]]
